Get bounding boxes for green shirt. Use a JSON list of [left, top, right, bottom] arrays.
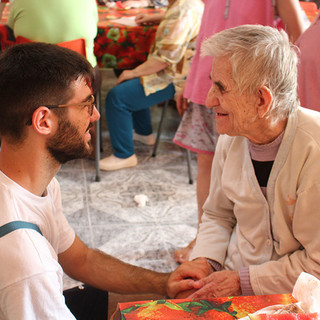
[[7, 0, 98, 66]]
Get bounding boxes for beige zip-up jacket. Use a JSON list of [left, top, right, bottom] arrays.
[[191, 106, 320, 295]]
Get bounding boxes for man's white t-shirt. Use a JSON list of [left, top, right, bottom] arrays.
[[0, 171, 76, 319]]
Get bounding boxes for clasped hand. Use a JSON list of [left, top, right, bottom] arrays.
[[167, 258, 241, 299]]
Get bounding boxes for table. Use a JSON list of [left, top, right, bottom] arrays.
[[300, 1, 319, 22], [95, 6, 163, 69], [0, 4, 163, 70], [112, 294, 297, 319]]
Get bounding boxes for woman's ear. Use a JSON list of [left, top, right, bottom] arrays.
[[257, 86, 273, 119], [31, 107, 56, 136]]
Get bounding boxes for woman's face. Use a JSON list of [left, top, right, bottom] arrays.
[[206, 56, 259, 138]]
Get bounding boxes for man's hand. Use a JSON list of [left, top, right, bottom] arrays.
[[166, 258, 213, 298], [175, 82, 188, 116], [189, 270, 242, 299]]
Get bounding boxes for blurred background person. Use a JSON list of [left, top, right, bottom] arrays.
[[99, 0, 203, 171], [296, 10, 320, 111], [7, 0, 98, 70]]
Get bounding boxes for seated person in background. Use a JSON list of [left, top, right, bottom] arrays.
[[99, 0, 204, 171], [7, 0, 98, 70], [172, 24, 320, 299], [0, 42, 208, 319]]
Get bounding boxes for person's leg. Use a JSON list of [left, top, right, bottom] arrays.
[[131, 84, 175, 135], [105, 79, 141, 159], [132, 108, 153, 136], [105, 78, 175, 158], [174, 153, 213, 263], [196, 154, 214, 227], [63, 285, 108, 320], [173, 103, 218, 263]]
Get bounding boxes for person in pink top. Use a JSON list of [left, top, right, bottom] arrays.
[[173, 0, 306, 263], [296, 11, 320, 111]]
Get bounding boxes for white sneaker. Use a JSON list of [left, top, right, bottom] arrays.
[[99, 154, 137, 171], [133, 132, 156, 146]]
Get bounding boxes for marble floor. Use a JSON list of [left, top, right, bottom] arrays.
[[58, 70, 198, 297]]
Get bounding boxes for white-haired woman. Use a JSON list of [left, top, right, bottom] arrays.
[[173, 0, 307, 264], [170, 24, 320, 299]]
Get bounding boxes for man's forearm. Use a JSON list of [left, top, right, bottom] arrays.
[[79, 248, 170, 295], [59, 237, 169, 296]]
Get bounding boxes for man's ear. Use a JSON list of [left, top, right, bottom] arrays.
[[31, 107, 56, 136], [257, 86, 273, 119]]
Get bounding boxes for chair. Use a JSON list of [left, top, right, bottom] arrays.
[[152, 100, 193, 184], [15, 37, 102, 182]]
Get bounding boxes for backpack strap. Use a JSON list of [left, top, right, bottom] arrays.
[[0, 221, 42, 238]]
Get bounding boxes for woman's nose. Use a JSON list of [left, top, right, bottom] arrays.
[[205, 87, 219, 109]]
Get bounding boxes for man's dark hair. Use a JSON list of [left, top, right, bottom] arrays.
[[0, 42, 94, 141]]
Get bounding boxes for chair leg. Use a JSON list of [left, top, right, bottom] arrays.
[[95, 89, 101, 182], [152, 100, 169, 157], [186, 149, 193, 185]]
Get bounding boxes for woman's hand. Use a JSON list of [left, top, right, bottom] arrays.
[[166, 258, 213, 298], [136, 13, 153, 25], [189, 270, 242, 299], [135, 12, 165, 26], [116, 70, 137, 85], [175, 82, 189, 116]]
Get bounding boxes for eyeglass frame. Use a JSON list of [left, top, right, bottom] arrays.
[[25, 94, 95, 126]]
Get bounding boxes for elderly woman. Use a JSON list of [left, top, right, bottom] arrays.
[[173, 0, 306, 264], [99, 0, 203, 171], [169, 24, 320, 299]]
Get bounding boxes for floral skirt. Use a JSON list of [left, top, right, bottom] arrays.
[[173, 102, 219, 154]]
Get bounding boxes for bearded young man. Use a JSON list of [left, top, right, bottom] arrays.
[[0, 42, 208, 319]]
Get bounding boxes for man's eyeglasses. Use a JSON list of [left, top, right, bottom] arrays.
[[26, 95, 95, 126]]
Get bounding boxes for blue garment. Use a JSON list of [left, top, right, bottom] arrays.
[[105, 78, 175, 158]]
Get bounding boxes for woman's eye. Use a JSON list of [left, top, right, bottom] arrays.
[[216, 84, 225, 93]]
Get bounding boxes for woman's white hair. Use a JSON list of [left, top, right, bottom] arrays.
[[201, 24, 299, 121]]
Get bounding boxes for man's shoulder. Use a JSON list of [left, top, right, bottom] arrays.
[[0, 228, 59, 290]]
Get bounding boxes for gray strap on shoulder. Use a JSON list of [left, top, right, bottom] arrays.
[[0, 221, 42, 238]]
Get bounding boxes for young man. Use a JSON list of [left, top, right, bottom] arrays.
[[0, 42, 208, 319]]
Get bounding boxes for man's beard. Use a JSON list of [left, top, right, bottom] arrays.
[[47, 117, 93, 164]]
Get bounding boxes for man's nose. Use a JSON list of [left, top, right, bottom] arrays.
[[91, 105, 100, 122]]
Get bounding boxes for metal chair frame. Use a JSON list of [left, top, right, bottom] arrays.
[[152, 100, 193, 184]]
